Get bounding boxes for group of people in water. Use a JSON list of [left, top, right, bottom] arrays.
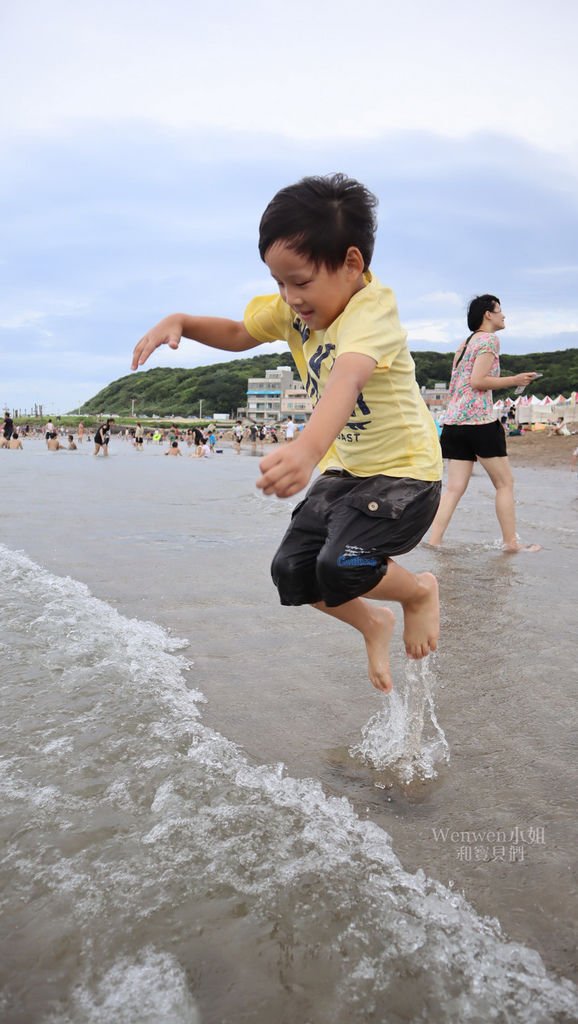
[[0, 413, 292, 459]]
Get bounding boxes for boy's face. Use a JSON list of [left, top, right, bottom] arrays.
[[264, 241, 366, 332]]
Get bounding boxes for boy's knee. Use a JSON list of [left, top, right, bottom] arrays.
[[271, 550, 318, 606], [315, 545, 385, 606]]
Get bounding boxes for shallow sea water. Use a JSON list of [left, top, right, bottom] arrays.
[[0, 437, 576, 1023]]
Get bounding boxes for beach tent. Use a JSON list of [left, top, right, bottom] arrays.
[[553, 394, 567, 404]]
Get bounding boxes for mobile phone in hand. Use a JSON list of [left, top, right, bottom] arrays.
[[514, 372, 543, 395]]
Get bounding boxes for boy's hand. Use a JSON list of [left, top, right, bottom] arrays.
[[257, 439, 318, 498], [131, 316, 183, 370]]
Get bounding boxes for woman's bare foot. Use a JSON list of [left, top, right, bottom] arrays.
[[402, 572, 439, 660], [502, 542, 542, 553], [363, 606, 396, 693]]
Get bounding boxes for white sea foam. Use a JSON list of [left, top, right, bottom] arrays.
[[1, 543, 577, 1024], [43, 949, 201, 1024]]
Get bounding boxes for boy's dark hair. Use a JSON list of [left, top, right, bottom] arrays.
[[258, 174, 378, 271], [467, 294, 500, 333]]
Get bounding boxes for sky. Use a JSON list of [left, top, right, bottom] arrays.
[[1, 0, 578, 413]]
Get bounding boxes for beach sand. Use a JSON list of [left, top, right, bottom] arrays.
[[507, 430, 577, 468]]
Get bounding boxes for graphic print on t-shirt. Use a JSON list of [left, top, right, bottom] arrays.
[[304, 342, 371, 443]]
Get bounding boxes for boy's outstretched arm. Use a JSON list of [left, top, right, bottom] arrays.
[[257, 352, 377, 498], [131, 314, 263, 370]]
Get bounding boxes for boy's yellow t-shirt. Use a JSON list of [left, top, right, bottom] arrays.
[[243, 273, 442, 481]]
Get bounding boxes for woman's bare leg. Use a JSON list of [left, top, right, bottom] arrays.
[[478, 456, 541, 552], [428, 459, 474, 546]]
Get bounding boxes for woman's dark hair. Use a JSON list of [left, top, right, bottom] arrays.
[[467, 294, 500, 332], [258, 173, 378, 271]]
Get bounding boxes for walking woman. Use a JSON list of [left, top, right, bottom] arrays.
[[428, 295, 541, 552]]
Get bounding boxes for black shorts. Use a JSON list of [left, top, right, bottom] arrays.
[[271, 472, 441, 608], [440, 420, 507, 462]]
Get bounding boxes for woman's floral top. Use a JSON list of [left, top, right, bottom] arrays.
[[444, 332, 500, 425]]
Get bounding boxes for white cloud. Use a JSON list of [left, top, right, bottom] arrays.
[[505, 310, 578, 339], [1, 0, 578, 159], [406, 319, 461, 345]]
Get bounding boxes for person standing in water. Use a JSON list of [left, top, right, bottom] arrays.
[[428, 295, 541, 553], [3, 412, 14, 441], [93, 419, 114, 456]]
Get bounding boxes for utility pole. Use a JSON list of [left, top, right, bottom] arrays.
[[198, 399, 203, 419], [131, 398, 136, 416]]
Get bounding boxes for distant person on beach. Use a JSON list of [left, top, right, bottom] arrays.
[[194, 440, 211, 458], [547, 417, 570, 437], [8, 432, 23, 449], [3, 412, 14, 440], [44, 419, 55, 439], [428, 295, 541, 553], [132, 173, 442, 694], [233, 421, 244, 454], [77, 422, 85, 443], [93, 419, 114, 456], [67, 434, 77, 450], [284, 415, 296, 442], [134, 422, 144, 449], [46, 434, 62, 451], [165, 440, 182, 456]]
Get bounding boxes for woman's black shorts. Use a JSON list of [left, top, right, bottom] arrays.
[[440, 420, 507, 462], [271, 472, 441, 608]]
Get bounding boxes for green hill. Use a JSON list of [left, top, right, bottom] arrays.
[[77, 348, 578, 418]]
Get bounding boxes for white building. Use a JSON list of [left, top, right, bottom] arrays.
[[245, 367, 312, 423]]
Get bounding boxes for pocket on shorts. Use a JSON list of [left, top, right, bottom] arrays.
[[346, 479, 429, 520]]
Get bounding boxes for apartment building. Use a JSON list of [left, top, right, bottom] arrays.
[[245, 367, 313, 423]]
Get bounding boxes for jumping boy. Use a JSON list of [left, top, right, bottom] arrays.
[[132, 174, 442, 693]]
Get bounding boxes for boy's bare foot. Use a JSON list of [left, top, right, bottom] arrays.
[[363, 606, 396, 693], [402, 572, 439, 660], [502, 542, 542, 553]]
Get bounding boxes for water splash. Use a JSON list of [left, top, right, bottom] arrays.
[[349, 658, 450, 783]]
